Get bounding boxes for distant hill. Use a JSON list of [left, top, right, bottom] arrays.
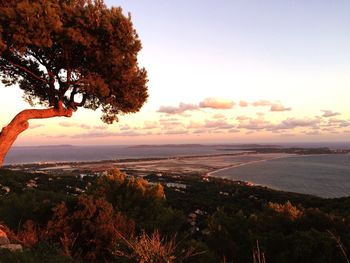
[[129, 143, 281, 148], [128, 144, 205, 148]]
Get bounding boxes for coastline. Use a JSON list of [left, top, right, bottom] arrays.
[[205, 153, 350, 198], [206, 153, 295, 177]]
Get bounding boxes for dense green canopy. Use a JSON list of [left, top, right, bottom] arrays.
[[0, 0, 148, 123]]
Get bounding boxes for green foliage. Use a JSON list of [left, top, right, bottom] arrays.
[[1, 169, 350, 262], [206, 209, 253, 262], [0, 170, 77, 228], [0, 241, 73, 263], [0, 190, 65, 228], [0, 0, 147, 123]]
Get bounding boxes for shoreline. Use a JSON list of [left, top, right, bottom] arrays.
[[5, 151, 346, 168], [206, 152, 350, 177], [3, 151, 253, 167], [206, 154, 295, 177], [205, 153, 350, 199]]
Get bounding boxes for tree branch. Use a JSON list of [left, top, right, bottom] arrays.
[[0, 103, 73, 166], [7, 60, 48, 84], [71, 94, 87, 108]]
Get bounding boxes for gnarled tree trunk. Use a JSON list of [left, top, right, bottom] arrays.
[[0, 103, 72, 167]]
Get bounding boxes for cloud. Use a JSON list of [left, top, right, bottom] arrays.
[[281, 118, 319, 127], [163, 129, 188, 135], [44, 134, 68, 139], [327, 118, 350, 128], [270, 103, 291, 112], [117, 131, 143, 137], [158, 103, 199, 114], [71, 130, 143, 139], [193, 129, 206, 134], [252, 100, 272, 107], [273, 118, 320, 130], [212, 113, 226, 119], [239, 100, 248, 107], [305, 130, 320, 136], [278, 133, 296, 137], [59, 122, 91, 130], [59, 122, 75, 127], [79, 124, 91, 130], [236, 115, 249, 121], [119, 125, 131, 131], [238, 118, 272, 131], [199, 98, 235, 109], [184, 118, 239, 133], [159, 118, 183, 129], [29, 123, 44, 129], [159, 117, 179, 123], [77, 124, 91, 130], [251, 100, 291, 112], [143, 121, 159, 129], [238, 117, 322, 132], [321, 110, 340, 118], [187, 121, 202, 129], [204, 119, 235, 130], [322, 127, 337, 133], [93, 125, 108, 130]]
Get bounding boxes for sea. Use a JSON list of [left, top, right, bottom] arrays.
[[4, 144, 240, 164], [3, 142, 350, 198], [212, 154, 350, 198]]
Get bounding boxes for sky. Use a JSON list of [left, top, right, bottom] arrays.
[[1, 0, 350, 146]]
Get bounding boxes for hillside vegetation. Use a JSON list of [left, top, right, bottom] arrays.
[[1, 169, 350, 262]]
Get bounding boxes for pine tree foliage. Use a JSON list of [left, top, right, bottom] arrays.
[[0, 0, 148, 123]]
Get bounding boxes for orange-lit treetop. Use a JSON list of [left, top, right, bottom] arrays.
[[0, 0, 148, 165]]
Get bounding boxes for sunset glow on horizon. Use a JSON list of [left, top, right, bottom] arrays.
[[1, 0, 350, 146]]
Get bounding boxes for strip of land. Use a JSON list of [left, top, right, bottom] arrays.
[[5, 152, 294, 177]]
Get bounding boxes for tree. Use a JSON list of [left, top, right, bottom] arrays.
[[0, 0, 148, 166]]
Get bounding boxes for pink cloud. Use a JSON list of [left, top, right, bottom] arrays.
[[29, 123, 44, 129], [199, 98, 235, 109], [143, 121, 159, 129], [158, 103, 199, 114], [93, 125, 108, 130], [212, 113, 226, 119], [120, 125, 131, 131], [238, 118, 271, 130], [236, 115, 249, 121], [59, 122, 91, 130], [321, 110, 340, 118], [239, 100, 248, 107], [71, 130, 143, 139], [159, 118, 183, 129], [187, 121, 202, 129], [270, 103, 292, 112], [163, 129, 188, 135], [252, 100, 272, 107], [59, 121, 75, 127], [204, 119, 235, 129]]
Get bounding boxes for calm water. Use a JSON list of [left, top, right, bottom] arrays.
[[4, 145, 240, 164], [212, 154, 350, 198], [5, 144, 350, 198]]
